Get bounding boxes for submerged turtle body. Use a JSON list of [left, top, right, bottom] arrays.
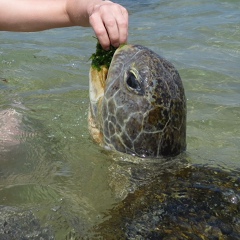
[[89, 44, 186, 158], [94, 164, 240, 239]]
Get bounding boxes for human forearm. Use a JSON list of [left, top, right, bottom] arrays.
[[0, 0, 72, 32], [0, 0, 128, 50]]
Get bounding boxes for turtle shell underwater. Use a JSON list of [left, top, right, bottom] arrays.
[[89, 43, 186, 158]]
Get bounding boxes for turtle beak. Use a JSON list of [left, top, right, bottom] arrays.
[[89, 66, 109, 106]]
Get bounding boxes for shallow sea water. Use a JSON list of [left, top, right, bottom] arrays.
[[0, 0, 239, 238]]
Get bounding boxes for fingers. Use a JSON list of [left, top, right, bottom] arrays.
[[89, 1, 128, 50], [116, 6, 128, 45]]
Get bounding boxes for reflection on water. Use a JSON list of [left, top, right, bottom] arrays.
[[0, 0, 239, 238]]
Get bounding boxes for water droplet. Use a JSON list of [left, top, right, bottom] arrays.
[[230, 195, 238, 204]]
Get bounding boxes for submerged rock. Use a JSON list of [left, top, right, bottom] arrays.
[[0, 205, 54, 240], [0, 109, 22, 148]]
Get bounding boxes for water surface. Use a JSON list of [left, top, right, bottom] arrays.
[[0, 0, 239, 238]]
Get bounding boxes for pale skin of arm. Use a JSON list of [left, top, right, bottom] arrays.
[[0, 0, 128, 50]]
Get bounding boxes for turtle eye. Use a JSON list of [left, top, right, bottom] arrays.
[[126, 72, 140, 90], [126, 71, 143, 94]]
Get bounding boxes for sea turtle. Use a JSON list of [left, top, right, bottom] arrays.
[[87, 44, 240, 239], [89, 44, 186, 158], [93, 163, 240, 239]]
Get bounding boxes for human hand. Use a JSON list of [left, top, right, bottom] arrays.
[[0, 0, 128, 50], [87, 1, 128, 50]]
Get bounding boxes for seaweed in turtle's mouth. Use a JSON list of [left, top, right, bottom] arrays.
[[90, 41, 117, 71]]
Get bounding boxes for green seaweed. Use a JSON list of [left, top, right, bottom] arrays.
[[90, 41, 117, 71]]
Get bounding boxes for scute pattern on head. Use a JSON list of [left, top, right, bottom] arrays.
[[89, 44, 186, 158]]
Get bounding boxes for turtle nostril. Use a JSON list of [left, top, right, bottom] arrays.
[[126, 72, 141, 91]]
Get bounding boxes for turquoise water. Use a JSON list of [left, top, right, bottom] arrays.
[[0, 0, 240, 238]]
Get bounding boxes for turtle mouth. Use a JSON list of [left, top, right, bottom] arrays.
[[90, 41, 117, 71]]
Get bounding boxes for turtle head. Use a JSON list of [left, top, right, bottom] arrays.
[[100, 45, 186, 158]]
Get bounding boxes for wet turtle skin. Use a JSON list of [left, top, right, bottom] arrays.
[[89, 45, 186, 158], [93, 165, 240, 240]]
